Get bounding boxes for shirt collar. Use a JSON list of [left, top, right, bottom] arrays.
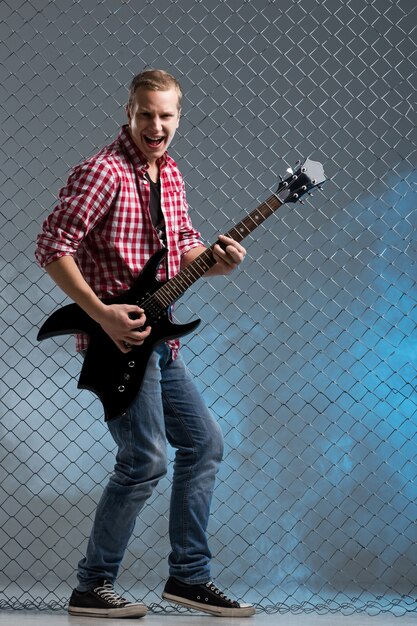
[[117, 125, 168, 173]]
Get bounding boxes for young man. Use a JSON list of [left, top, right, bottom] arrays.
[[35, 69, 255, 618]]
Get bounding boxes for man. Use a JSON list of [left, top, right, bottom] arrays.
[[35, 69, 255, 618]]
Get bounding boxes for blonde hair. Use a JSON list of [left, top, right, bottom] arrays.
[[127, 69, 182, 111]]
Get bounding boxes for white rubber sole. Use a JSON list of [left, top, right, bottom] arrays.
[[162, 591, 256, 617], [68, 603, 147, 618]]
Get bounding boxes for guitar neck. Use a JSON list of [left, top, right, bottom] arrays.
[[153, 193, 282, 308]]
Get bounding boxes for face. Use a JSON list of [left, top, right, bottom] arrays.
[[127, 87, 180, 166]]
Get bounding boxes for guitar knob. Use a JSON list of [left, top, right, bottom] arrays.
[[128, 361, 135, 368], [118, 385, 125, 393]]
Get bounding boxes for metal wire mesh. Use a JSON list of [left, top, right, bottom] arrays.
[[0, 0, 416, 616]]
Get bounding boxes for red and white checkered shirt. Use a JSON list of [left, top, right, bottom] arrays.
[[35, 125, 203, 353]]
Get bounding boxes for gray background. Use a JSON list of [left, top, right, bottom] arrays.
[[0, 0, 416, 615]]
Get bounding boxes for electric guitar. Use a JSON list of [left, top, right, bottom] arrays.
[[37, 158, 326, 421]]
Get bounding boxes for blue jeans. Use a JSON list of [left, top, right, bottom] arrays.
[[76, 344, 224, 590]]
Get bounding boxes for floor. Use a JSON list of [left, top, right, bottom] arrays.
[[0, 611, 416, 625]]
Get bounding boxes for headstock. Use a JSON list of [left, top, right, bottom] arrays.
[[276, 158, 326, 204]]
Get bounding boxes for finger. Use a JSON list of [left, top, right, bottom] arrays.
[[215, 246, 240, 267], [213, 243, 233, 264], [218, 235, 245, 250], [227, 243, 246, 260], [128, 325, 152, 344], [131, 324, 151, 336], [128, 307, 146, 322], [128, 312, 148, 332], [217, 238, 246, 261]]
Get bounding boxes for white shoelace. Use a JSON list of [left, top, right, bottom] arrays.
[[94, 581, 129, 607], [205, 582, 237, 605]]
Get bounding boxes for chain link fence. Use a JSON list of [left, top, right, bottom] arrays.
[[1, 0, 416, 616]]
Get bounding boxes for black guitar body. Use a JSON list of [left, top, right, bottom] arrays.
[[37, 249, 201, 421]]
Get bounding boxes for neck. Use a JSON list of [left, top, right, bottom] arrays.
[[147, 163, 159, 182]]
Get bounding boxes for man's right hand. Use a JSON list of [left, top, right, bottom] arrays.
[[96, 304, 152, 353], [45, 257, 152, 354]]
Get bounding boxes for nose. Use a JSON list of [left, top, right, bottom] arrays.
[[149, 115, 162, 132]]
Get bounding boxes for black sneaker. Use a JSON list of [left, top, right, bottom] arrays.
[[68, 579, 147, 618], [162, 576, 255, 617]]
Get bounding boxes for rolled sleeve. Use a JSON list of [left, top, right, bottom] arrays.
[[177, 180, 204, 257], [35, 160, 118, 268]]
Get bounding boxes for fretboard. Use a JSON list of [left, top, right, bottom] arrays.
[[152, 193, 282, 309]]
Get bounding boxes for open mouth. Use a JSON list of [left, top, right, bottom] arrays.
[[144, 136, 165, 148]]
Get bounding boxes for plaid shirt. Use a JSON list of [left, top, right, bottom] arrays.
[[35, 125, 203, 353]]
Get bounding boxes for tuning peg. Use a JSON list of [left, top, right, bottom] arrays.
[[299, 200, 305, 204], [286, 167, 294, 175]]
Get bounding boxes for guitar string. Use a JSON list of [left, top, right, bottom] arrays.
[[140, 194, 283, 317]]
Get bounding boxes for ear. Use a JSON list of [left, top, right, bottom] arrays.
[[126, 104, 131, 123]]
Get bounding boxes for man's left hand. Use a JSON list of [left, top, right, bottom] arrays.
[[212, 235, 246, 275]]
